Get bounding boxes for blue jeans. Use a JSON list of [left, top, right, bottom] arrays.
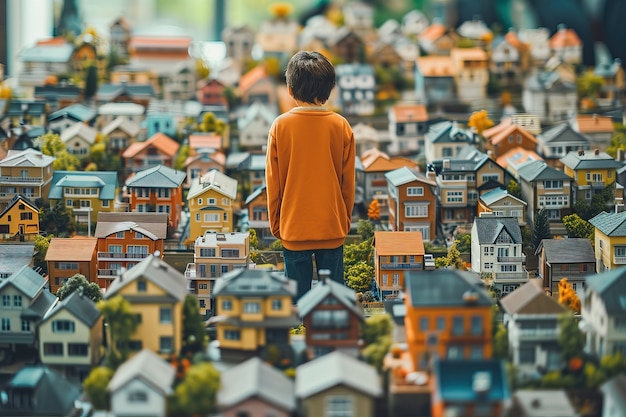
[[283, 246, 344, 301]]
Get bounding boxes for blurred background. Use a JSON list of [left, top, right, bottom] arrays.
[[2, 0, 625, 77]]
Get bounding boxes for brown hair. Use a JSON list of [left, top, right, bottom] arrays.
[[285, 51, 335, 104]]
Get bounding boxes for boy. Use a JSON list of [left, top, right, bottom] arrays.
[[265, 51, 355, 300]]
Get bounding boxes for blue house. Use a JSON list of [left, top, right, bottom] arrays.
[[144, 112, 178, 139]]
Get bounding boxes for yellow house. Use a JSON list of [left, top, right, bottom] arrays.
[[38, 290, 103, 381], [187, 169, 238, 242], [589, 211, 626, 272], [561, 149, 622, 203], [103, 255, 187, 357], [208, 269, 299, 355], [0, 194, 39, 239]]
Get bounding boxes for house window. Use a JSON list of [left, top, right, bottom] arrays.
[[224, 330, 240, 340], [382, 274, 388, 286], [21, 320, 30, 332], [500, 265, 517, 272], [197, 198, 203, 205], [43, 342, 63, 356], [102, 200, 110, 208], [407, 187, 424, 196], [271, 299, 282, 311], [160, 307, 172, 323], [243, 302, 260, 313], [208, 198, 216, 205], [135, 232, 144, 239], [68, 343, 89, 356], [1, 295, 9, 307], [470, 316, 483, 335], [196, 213, 200, 221], [52, 320, 75, 333], [470, 346, 483, 359], [128, 391, 148, 402], [1, 318, 10, 331], [405, 205, 428, 217], [199, 283, 208, 290], [160, 336, 173, 353], [221, 249, 240, 258], [204, 213, 219, 222], [137, 281, 147, 292], [437, 317, 445, 330], [223, 212, 228, 221], [446, 191, 463, 202], [447, 345, 464, 359], [484, 263, 493, 269], [222, 299, 232, 311], [66, 199, 73, 207], [116, 231, 124, 238], [312, 310, 349, 329], [200, 248, 216, 257], [420, 317, 429, 331], [483, 246, 494, 256], [13, 295, 22, 307], [326, 395, 353, 417], [128, 340, 143, 350], [519, 346, 536, 364], [452, 316, 464, 335], [20, 212, 33, 220], [392, 274, 399, 286]]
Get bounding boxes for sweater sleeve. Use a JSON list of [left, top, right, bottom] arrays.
[[342, 128, 356, 225], [265, 129, 281, 239]]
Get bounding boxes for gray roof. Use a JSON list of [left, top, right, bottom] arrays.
[[0, 265, 47, 299], [101, 116, 141, 137], [48, 103, 97, 123], [560, 150, 622, 170], [405, 269, 493, 307], [97, 83, 154, 101], [0, 149, 55, 168], [539, 122, 590, 145], [0, 194, 38, 219], [98, 102, 146, 116], [108, 349, 175, 395], [525, 70, 575, 92], [585, 268, 626, 314], [49, 171, 118, 200], [95, 212, 168, 240], [238, 153, 267, 172], [517, 160, 572, 182], [437, 151, 490, 173], [187, 169, 238, 200], [6, 365, 80, 416], [237, 101, 276, 130], [22, 289, 57, 319], [225, 151, 251, 169], [480, 187, 526, 207], [500, 280, 567, 316], [0, 244, 34, 276], [18, 43, 74, 63], [600, 374, 626, 413], [43, 290, 101, 327], [385, 166, 435, 187], [295, 350, 382, 398], [511, 389, 577, 417], [536, 238, 595, 264], [589, 211, 626, 237], [213, 268, 296, 298], [125, 165, 186, 188], [60, 122, 98, 145], [297, 278, 363, 318], [335, 63, 374, 78], [426, 121, 475, 144], [218, 357, 295, 411], [473, 217, 523, 244], [104, 255, 187, 302]]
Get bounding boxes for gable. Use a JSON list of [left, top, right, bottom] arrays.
[[116, 277, 169, 298]]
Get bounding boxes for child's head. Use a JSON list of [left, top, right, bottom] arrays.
[[285, 51, 335, 105]]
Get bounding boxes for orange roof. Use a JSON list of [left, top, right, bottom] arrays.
[[490, 124, 537, 146], [496, 147, 543, 169], [374, 231, 425, 256], [184, 150, 226, 168], [45, 237, 97, 262], [361, 148, 418, 172], [189, 134, 222, 151], [549, 28, 582, 48], [122, 132, 180, 158], [416, 56, 455, 77], [504, 31, 527, 50], [575, 115, 615, 134], [483, 117, 513, 139], [239, 65, 269, 93], [392, 104, 428, 122], [420, 22, 447, 43], [129, 36, 191, 50], [36, 37, 68, 46], [451, 47, 487, 61]]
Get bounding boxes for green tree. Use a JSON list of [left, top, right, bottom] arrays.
[[54, 151, 81, 171], [200, 112, 226, 135], [182, 295, 207, 354], [56, 273, 102, 302], [345, 261, 373, 292], [507, 179, 522, 199], [436, 241, 465, 269], [84, 64, 98, 99], [558, 313, 585, 362], [40, 201, 76, 237], [269, 239, 283, 251], [357, 219, 374, 241], [576, 70, 604, 102], [36, 132, 65, 156], [493, 322, 509, 359], [562, 213, 594, 239], [361, 314, 392, 372], [167, 362, 221, 417], [175, 144, 189, 171], [33, 234, 53, 274], [606, 124, 626, 158], [455, 233, 472, 253], [532, 209, 552, 251], [248, 228, 260, 249], [344, 240, 373, 280], [83, 366, 114, 410], [98, 296, 139, 368]]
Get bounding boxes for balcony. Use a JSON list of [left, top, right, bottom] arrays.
[[614, 256, 626, 265], [517, 328, 558, 338], [98, 252, 150, 261], [381, 262, 423, 270], [493, 271, 529, 282], [497, 256, 526, 263], [0, 176, 43, 183], [97, 269, 121, 278], [590, 181, 605, 188]]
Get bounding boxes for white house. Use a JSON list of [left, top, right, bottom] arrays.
[[60, 123, 98, 158], [237, 102, 276, 151], [335, 64, 376, 116], [522, 70, 577, 123]]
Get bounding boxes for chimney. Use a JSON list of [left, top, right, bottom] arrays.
[[618, 147, 624, 162], [318, 269, 331, 284], [578, 149, 585, 156], [594, 148, 600, 155]]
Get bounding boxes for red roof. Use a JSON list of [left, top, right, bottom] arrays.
[[549, 28, 582, 48], [122, 132, 180, 158], [392, 104, 428, 122]]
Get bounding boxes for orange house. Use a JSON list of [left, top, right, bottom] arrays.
[[373, 231, 424, 300], [125, 165, 186, 232], [404, 269, 494, 371], [486, 124, 538, 159], [244, 184, 272, 243], [122, 132, 180, 174], [384, 167, 437, 241], [94, 212, 167, 289], [45, 237, 98, 295]]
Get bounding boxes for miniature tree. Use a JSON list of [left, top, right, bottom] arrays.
[[174, 144, 189, 171], [361, 314, 392, 372], [36, 132, 65, 157], [507, 179, 522, 199], [201, 112, 226, 135], [345, 261, 374, 292], [195, 58, 210, 79], [468, 109, 494, 136], [269, 2, 293, 19], [532, 208, 552, 251], [367, 199, 381, 223], [493, 323, 509, 359], [576, 71, 604, 106], [606, 124, 626, 159], [344, 239, 374, 281], [83, 366, 114, 410], [357, 219, 374, 241], [562, 213, 594, 239], [167, 362, 221, 417], [33, 234, 53, 274], [248, 228, 260, 249], [56, 273, 102, 302], [558, 313, 585, 363], [558, 278, 581, 314], [40, 201, 76, 237], [182, 295, 207, 354], [98, 296, 139, 369]]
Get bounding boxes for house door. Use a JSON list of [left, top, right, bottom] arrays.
[[18, 225, 24, 234], [265, 329, 288, 344]]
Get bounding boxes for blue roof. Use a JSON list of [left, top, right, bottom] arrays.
[[585, 268, 626, 315], [434, 359, 510, 403], [48, 103, 97, 123], [48, 171, 118, 200], [589, 211, 626, 237], [126, 165, 186, 188], [479, 187, 525, 206], [0, 265, 47, 299]]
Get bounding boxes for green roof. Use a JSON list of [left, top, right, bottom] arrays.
[[48, 103, 97, 123], [49, 171, 118, 200]]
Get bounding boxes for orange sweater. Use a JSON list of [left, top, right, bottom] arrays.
[[265, 107, 355, 250]]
